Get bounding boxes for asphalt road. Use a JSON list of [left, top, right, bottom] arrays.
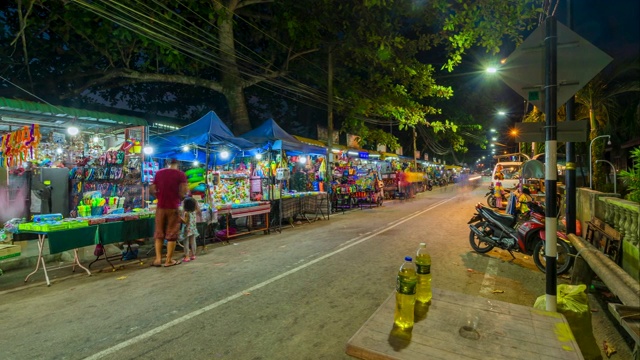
[[0, 180, 620, 360]]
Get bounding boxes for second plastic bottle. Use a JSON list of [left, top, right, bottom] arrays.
[[394, 256, 418, 330], [415, 243, 432, 303]]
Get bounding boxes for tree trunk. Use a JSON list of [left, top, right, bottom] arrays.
[[225, 86, 251, 135], [217, 3, 252, 135]]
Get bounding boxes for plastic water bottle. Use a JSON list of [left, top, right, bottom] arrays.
[[394, 256, 417, 330], [415, 243, 432, 303]]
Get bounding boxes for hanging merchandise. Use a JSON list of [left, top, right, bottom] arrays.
[[0, 124, 41, 167]]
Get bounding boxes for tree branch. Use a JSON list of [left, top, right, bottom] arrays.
[[285, 48, 319, 69], [243, 69, 288, 88], [61, 69, 225, 97], [237, 0, 274, 10]]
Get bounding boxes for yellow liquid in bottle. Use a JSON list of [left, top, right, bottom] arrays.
[[394, 268, 417, 330], [415, 253, 432, 303]]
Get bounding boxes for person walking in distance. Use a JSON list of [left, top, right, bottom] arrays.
[[180, 197, 199, 262], [149, 159, 188, 267]]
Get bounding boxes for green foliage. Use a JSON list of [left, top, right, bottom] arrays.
[[619, 147, 640, 203], [437, 0, 541, 71], [362, 128, 401, 152], [1, 0, 542, 136]]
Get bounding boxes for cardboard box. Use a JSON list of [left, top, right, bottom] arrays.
[[0, 244, 21, 261]]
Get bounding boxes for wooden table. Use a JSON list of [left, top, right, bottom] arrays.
[[346, 288, 584, 360]]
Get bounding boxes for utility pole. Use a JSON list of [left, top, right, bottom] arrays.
[[412, 127, 417, 171], [326, 49, 334, 192], [564, 0, 577, 235], [544, 16, 559, 312]]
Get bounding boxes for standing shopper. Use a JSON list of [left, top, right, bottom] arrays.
[[149, 159, 188, 267]]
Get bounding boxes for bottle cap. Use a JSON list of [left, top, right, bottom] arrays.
[[420, 242, 426, 247], [404, 256, 412, 261]]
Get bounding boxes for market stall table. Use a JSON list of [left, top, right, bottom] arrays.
[[346, 287, 584, 360], [217, 202, 271, 240], [21, 226, 97, 286], [89, 217, 155, 269]]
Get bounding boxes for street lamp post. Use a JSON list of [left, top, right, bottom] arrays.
[[588, 135, 611, 189], [596, 160, 617, 194]]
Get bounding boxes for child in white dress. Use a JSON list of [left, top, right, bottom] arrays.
[[180, 197, 200, 262]]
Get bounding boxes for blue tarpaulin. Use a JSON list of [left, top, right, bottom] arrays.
[[240, 118, 326, 154], [149, 111, 258, 164]]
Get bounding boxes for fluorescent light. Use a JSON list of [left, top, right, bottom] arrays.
[[67, 126, 79, 135], [255, 153, 263, 160], [143, 146, 154, 155], [220, 150, 229, 159], [182, 145, 190, 152]]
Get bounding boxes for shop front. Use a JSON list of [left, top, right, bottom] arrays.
[[0, 103, 156, 283]]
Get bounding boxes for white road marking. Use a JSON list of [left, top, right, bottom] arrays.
[[84, 197, 456, 360], [479, 257, 499, 296]]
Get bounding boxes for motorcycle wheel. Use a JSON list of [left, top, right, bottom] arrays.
[[469, 222, 494, 253], [486, 195, 496, 208], [532, 239, 574, 275]]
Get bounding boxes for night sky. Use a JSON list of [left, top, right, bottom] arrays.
[[558, 0, 639, 59]]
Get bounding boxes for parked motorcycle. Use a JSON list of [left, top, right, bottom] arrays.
[[467, 202, 574, 274], [426, 180, 433, 191], [485, 184, 510, 208]]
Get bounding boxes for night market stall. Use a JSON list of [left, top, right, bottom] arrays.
[[330, 148, 384, 211], [149, 111, 270, 242], [240, 119, 329, 230], [0, 106, 156, 284]]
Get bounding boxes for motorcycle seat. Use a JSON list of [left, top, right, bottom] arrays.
[[483, 208, 517, 227]]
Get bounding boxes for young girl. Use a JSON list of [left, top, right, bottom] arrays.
[[180, 197, 200, 262]]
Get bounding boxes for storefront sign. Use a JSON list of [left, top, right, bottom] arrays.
[[358, 152, 369, 159]]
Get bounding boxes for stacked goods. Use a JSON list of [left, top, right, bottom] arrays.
[[186, 167, 207, 197]]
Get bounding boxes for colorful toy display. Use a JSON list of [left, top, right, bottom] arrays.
[[186, 167, 206, 197], [209, 171, 250, 205]]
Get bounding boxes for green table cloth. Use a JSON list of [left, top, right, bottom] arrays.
[[99, 218, 155, 244], [21, 218, 156, 253], [46, 226, 99, 254]]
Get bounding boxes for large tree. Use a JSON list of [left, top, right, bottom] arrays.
[[1, 0, 542, 137]]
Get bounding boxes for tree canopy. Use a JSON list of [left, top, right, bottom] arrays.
[[1, 0, 542, 152]]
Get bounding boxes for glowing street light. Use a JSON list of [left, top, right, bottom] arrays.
[[497, 111, 507, 116], [486, 67, 497, 74]]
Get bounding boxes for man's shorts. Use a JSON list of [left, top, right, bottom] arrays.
[[154, 208, 181, 241]]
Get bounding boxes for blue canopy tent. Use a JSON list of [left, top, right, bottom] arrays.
[[239, 118, 326, 155], [149, 111, 258, 165]]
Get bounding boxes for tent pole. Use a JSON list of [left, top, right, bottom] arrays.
[[205, 144, 210, 205]]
